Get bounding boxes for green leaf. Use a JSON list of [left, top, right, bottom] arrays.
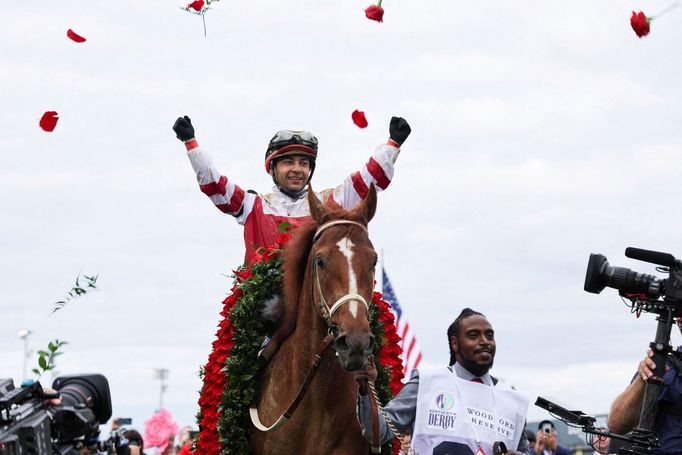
[[32, 368, 40, 375], [38, 356, 47, 370], [278, 221, 291, 233], [48, 341, 57, 352], [38, 350, 50, 357]]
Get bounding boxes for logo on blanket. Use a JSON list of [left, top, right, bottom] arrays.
[[427, 392, 457, 431], [434, 392, 455, 410]]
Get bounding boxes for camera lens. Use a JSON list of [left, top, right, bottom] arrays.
[[584, 253, 661, 297], [52, 374, 112, 424]]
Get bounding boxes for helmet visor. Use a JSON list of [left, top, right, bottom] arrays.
[[267, 130, 318, 153]]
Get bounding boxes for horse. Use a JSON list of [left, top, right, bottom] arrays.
[[250, 184, 380, 454]]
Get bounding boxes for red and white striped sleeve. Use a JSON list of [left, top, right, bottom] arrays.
[[185, 140, 256, 225], [330, 141, 401, 210]]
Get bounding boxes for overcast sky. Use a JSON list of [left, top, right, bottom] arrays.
[[2, 0, 682, 449]]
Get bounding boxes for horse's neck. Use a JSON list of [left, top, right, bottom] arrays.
[[292, 269, 329, 366], [252, 262, 363, 451]]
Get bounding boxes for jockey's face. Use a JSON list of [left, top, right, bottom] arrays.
[[274, 155, 311, 192], [450, 314, 496, 377]]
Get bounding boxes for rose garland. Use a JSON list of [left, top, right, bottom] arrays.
[[194, 234, 405, 454]]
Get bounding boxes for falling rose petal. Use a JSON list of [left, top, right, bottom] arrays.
[[365, 4, 384, 22], [188, 0, 205, 11], [630, 11, 651, 38], [39, 111, 59, 132], [66, 29, 87, 43], [352, 110, 369, 128]]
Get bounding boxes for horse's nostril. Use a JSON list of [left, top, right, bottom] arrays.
[[334, 335, 349, 352], [366, 334, 376, 352]]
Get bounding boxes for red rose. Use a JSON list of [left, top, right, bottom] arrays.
[[233, 269, 252, 282], [352, 110, 369, 128], [277, 232, 292, 245], [365, 2, 384, 22], [630, 11, 651, 38], [188, 0, 204, 11], [39, 111, 59, 132], [66, 29, 86, 43]]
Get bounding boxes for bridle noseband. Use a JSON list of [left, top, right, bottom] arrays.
[[311, 220, 371, 328]]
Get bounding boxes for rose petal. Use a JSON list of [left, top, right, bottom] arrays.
[[188, 0, 204, 11], [39, 111, 59, 132], [630, 11, 651, 38], [365, 5, 384, 22], [66, 29, 86, 43], [352, 110, 369, 128]]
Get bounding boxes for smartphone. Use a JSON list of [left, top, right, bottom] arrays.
[[541, 422, 552, 434], [117, 417, 133, 425]]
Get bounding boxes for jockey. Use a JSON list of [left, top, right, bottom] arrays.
[[172, 115, 411, 264]]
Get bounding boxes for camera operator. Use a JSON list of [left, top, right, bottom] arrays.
[[530, 421, 571, 455], [608, 318, 682, 454]]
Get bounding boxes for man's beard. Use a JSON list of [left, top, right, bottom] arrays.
[[458, 349, 494, 377]]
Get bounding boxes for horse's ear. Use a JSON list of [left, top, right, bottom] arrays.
[[357, 183, 377, 224], [307, 185, 328, 223]]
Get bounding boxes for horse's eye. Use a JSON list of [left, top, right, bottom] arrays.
[[372, 256, 378, 269], [315, 256, 325, 268]]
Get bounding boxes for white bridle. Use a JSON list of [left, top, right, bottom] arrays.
[[312, 220, 371, 325]]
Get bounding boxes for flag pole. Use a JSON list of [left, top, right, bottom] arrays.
[[380, 248, 385, 292]]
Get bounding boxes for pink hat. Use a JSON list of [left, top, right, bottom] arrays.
[[144, 408, 179, 452]]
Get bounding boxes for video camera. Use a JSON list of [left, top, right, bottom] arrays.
[[0, 374, 112, 454], [583, 247, 682, 454], [584, 246, 682, 313]]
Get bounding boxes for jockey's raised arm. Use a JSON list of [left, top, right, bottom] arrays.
[[173, 115, 410, 263], [324, 116, 411, 209], [324, 142, 400, 209]]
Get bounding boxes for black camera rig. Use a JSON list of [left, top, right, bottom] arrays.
[[534, 396, 650, 454], [0, 374, 112, 454], [582, 246, 682, 454]]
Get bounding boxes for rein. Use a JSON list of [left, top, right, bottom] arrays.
[[250, 332, 334, 432], [250, 219, 379, 445]]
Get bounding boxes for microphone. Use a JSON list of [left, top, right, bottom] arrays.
[[625, 247, 677, 268]]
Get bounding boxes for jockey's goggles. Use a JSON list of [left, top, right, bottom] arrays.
[[265, 129, 318, 174]]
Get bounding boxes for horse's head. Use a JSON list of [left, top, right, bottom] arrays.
[[306, 185, 378, 371]]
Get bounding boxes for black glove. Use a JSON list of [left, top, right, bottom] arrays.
[[173, 115, 195, 142], [493, 441, 508, 455], [389, 116, 411, 146]]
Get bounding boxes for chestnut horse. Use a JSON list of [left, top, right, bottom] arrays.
[[251, 185, 379, 454]]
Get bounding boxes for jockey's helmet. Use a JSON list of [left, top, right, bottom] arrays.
[[264, 130, 318, 175]]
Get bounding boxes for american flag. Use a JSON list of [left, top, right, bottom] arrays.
[[382, 268, 422, 379]]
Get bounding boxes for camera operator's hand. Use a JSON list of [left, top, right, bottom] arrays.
[[173, 115, 195, 142], [352, 355, 378, 396], [42, 387, 62, 406], [638, 349, 670, 382]]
